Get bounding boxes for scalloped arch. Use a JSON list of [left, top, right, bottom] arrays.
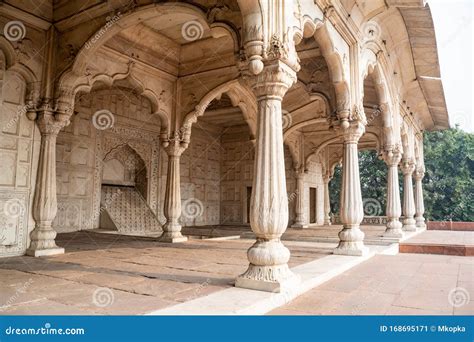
[[181, 79, 257, 141], [294, 19, 351, 113]]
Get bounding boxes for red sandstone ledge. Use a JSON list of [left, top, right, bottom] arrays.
[[399, 243, 474, 256], [427, 221, 474, 231]]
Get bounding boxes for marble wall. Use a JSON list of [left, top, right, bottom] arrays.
[[0, 70, 39, 256], [54, 87, 161, 233]]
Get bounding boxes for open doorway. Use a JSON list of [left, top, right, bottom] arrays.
[[309, 187, 317, 224]]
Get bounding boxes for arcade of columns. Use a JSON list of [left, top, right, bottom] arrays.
[[0, 0, 448, 293]]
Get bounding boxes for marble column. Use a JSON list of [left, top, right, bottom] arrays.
[[159, 137, 188, 243], [334, 122, 369, 256], [235, 61, 300, 292], [292, 171, 308, 228], [382, 149, 403, 238], [414, 168, 426, 229], [401, 160, 417, 231], [323, 174, 332, 225], [27, 111, 68, 257]]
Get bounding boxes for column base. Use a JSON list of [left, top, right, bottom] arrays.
[[402, 224, 417, 232], [333, 243, 369, 256], [158, 232, 188, 243], [291, 223, 309, 229], [333, 226, 368, 256], [235, 264, 300, 293], [384, 219, 404, 239], [383, 229, 404, 239], [415, 218, 426, 229], [26, 246, 64, 257], [403, 218, 417, 231]]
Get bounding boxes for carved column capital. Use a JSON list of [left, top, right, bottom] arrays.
[[413, 168, 425, 181], [338, 102, 366, 130], [400, 160, 416, 176], [295, 169, 305, 179], [341, 121, 365, 144], [382, 148, 402, 167], [161, 132, 188, 157], [243, 60, 297, 100], [36, 104, 70, 136], [55, 88, 76, 117]]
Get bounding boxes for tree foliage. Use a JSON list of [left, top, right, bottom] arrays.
[[423, 127, 474, 221], [328, 128, 473, 221]]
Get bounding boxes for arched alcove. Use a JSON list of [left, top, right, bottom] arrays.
[[102, 144, 148, 198]]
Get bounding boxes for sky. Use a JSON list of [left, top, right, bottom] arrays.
[[428, 0, 473, 132]]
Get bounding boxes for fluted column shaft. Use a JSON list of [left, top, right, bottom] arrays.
[[323, 175, 332, 225], [292, 171, 307, 228], [383, 149, 403, 238], [334, 122, 368, 256], [160, 138, 188, 243], [401, 160, 417, 231], [27, 112, 68, 257], [235, 61, 299, 292], [414, 169, 426, 229]]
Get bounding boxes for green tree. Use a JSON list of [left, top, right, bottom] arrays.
[[329, 150, 387, 216], [423, 127, 474, 221], [328, 128, 474, 221]]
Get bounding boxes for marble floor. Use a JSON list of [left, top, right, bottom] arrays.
[[1, 227, 471, 316], [0, 231, 330, 315]]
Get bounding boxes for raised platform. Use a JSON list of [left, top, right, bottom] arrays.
[[427, 221, 474, 231], [400, 230, 474, 256]]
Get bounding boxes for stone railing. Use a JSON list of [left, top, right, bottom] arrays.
[[332, 215, 389, 225]]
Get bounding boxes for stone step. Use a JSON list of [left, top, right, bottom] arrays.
[[399, 242, 474, 256], [399, 230, 474, 256], [427, 221, 474, 231]]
